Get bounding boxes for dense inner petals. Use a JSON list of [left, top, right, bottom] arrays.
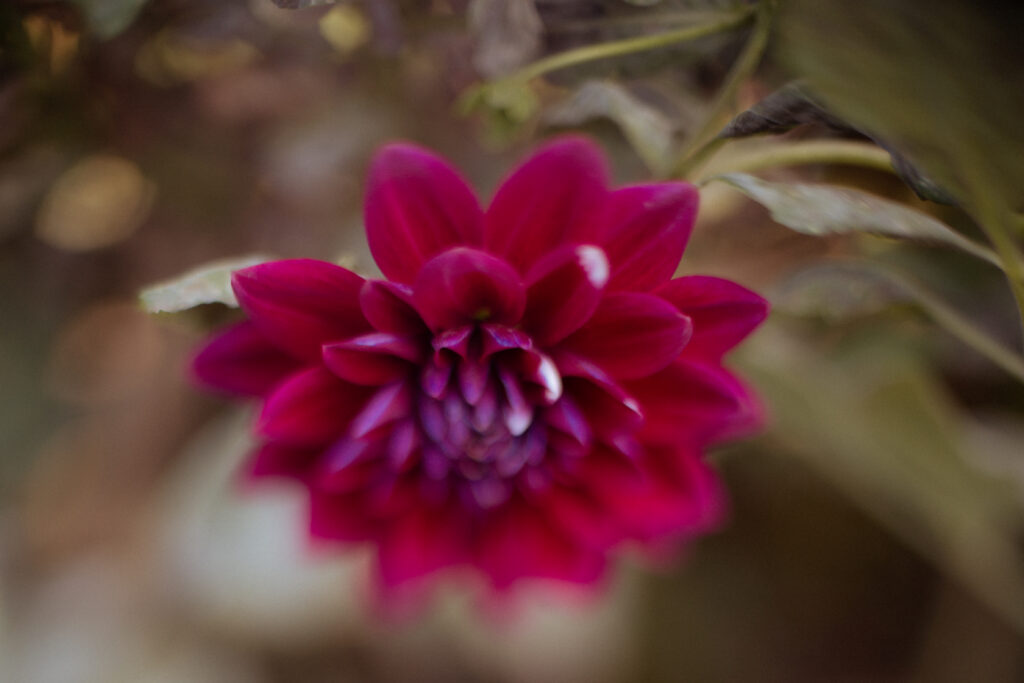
[[414, 326, 561, 510]]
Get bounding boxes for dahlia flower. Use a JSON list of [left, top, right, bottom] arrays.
[[193, 137, 767, 590]]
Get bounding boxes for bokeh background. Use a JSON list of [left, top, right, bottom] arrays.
[[2, 1, 1024, 681]]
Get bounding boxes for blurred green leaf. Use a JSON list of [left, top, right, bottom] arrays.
[[718, 83, 958, 204], [713, 173, 996, 265], [744, 322, 1024, 634], [777, 1, 1024, 213], [139, 254, 269, 313], [544, 80, 676, 173], [717, 82, 845, 138], [774, 262, 1024, 383]]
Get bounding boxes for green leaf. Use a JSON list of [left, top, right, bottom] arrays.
[[717, 82, 847, 138], [719, 83, 957, 204], [713, 173, 995, 264], [777, 1, 1024, 213], [139, 254, 270, 313]]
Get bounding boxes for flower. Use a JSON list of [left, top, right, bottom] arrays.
[[193, 137, 767, 591]]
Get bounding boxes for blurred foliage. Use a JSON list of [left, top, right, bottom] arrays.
[[2, 0, 1024, 681]]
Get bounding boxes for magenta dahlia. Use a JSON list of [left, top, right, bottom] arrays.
[[193, 137, 767, 591]]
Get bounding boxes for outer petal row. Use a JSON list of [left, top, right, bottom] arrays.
[[232, 259, 370, 362], [365, 143, 484, 284], [656, 275, 769, 360], [484, 137, 610, 274]]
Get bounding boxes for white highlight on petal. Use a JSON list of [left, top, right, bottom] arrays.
[[537, 354, 563, 403], [504, 403, 533, 436], [576, 245, 609, 289]]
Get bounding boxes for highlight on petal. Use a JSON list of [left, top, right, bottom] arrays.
[[365, 143, 484, 283], [348, 381, 413, 439], [656, 276, 769, 359], [522, 245, 609, 346], [258, 367, 372, 446], [413, 247, 526, 331], [192, 320, 302, 396], [232, 259, 370, 362], [484, 137, 610, 273], [559, 292, 693, 379], [601, 183, 699, 291], [322, 333, 422, 385]]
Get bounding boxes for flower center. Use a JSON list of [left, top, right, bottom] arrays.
[[414, 327, 557, 509]]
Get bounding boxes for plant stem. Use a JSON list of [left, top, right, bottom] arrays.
[[502, 6, 756, 84], [884, 269, 1024, 384], [670, 0, 776, 178], [694, 139, 895, 179], [963, 161, 1024, 349]]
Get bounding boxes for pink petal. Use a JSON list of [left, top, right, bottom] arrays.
[[245, 443, 319, 481], [522, 245, 609, 346], [476, 503, 606, 588], [258, 367, 372, 446], [192, 321, 303, 396], [308, 488, 379, 542], [481, 324, 532, 356], [319, 437, 382, 483], [626, 359, 762, 445], [377, 502, 470, 586], [601, 183, 698, 291], [509, 348, 563, 405], [559, 292, 693, 379], [232, 259, 370, 362], [577, 446, 725, 542], [387, 420, 420, 472], [360, 280, 427, 335], [413, 247, 526, 331], [484, 137, 609, 273], [540, 486, 623, 551], [656, 276, 768, 359], [348, 381, 413, 439], [562, 376, 642, 447], [543, 395, 591, 448], [322, 333, 422, 385], [365, 143, 484, 283]]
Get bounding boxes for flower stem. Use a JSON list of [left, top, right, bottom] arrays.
[[670, 0, 776, 178], [498, 6, 756, 84]]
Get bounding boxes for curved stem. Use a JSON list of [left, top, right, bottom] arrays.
[[694, 139, 895, 179], [670, 0, 776, 178], [502, 6, 756, 84], [883, 269, 1024, 384]]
